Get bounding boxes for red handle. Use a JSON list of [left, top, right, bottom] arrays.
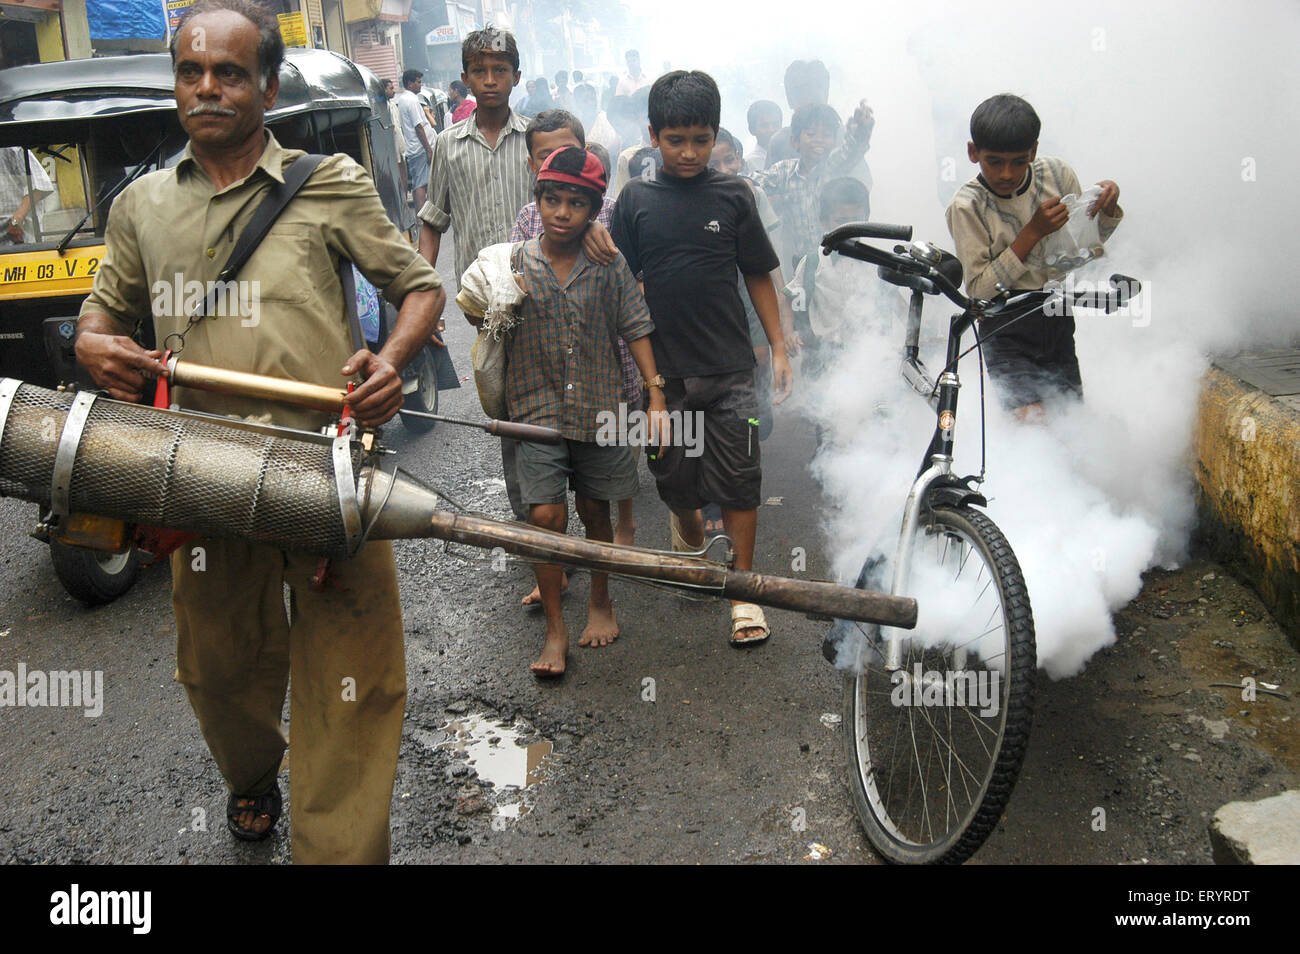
[[153, 349, 173, 409], [337, 381, 354, 436]]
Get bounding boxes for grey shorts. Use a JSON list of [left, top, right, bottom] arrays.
[[406, 149, 430, 192], [650, 369, 762, 512], [516, 438, 639, 506]]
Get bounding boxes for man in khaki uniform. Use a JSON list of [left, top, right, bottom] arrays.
[[75, 0, 445, 864]]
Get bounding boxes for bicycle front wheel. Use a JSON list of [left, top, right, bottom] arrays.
[[842, 505, 1035, 864]]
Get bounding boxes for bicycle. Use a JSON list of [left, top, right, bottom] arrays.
[[818, 222, 1140, 863]]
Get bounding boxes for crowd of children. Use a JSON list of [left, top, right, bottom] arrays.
[[416, 28, 1124, 677]]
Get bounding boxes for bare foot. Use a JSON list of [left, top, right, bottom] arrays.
[[579, 600, 619, 647], [522, 571, 569, 607], [530, 624, 568, 677]]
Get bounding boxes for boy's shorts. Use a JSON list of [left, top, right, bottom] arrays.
[[516, 438, 639, 507], [652, 370, 762, 512], [980, 311, 1083, 409], [405, 149, 430, 192]]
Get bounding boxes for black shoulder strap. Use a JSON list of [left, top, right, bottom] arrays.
[[191, 153, 327, 321]]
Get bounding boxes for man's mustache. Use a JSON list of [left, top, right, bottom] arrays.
[[186, 104, 237, 117]]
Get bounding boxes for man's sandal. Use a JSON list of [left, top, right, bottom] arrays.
[[730, 602, 771, 647], [226, 781, 282, 842]]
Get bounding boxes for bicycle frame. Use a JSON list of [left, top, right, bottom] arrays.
[[882, 289, 982, 671]]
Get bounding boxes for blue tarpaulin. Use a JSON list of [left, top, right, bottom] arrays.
[[86, 0, 168, 41]]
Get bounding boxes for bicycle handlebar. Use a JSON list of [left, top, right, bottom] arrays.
[[820, 226, 1141, 317], [820, 221, 914, 245]]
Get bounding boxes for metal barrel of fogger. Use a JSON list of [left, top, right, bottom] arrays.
[[0, 378, 917, 628]]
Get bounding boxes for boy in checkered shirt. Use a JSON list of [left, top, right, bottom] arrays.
[[495, 147, 665, 677]]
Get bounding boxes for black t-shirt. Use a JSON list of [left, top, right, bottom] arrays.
[[612, 166, 780, 377]]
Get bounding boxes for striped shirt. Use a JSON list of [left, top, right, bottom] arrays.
[[509, 195, 641, 404], [505, 238, 654, 441], [418, 108, 532, 286]]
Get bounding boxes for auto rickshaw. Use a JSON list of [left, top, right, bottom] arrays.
[[0, 47, 454, 604]]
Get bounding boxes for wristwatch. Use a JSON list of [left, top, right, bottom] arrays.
[[643, 374, 665, 390], [8, 216, 19, 228]]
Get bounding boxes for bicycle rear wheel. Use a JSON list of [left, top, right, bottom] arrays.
[[841, 505, 1035, 864]]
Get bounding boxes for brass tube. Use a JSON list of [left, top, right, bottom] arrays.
[[168, 359, 347, 412]]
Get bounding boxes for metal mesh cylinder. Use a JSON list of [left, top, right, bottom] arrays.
[[0, 382, 353, 555]]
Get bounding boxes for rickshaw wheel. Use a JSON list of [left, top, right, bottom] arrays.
[[49, 539, 141, 606], [399, 347, 439, 433]]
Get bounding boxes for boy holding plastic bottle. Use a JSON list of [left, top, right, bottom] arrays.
[[946, 93, 1123, 419]]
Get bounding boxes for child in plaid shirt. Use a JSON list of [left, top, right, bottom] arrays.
[[503, 147, 665, 677], [508, 111, 642, 612]]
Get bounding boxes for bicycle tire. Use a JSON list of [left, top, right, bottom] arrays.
[[841, 505, 1035, 864]]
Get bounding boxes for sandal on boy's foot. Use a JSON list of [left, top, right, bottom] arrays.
[[227, 781, 282, 842], [729, 602, 771, 647]]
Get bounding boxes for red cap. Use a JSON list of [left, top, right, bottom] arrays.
[[536, 146, 607, 196]]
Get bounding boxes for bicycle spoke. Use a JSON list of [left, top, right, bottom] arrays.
[[912, 696, 987, 794], [845, 506, 1035, 861], [952, 622, 1006, 654], [960, 704, 1000, 755]]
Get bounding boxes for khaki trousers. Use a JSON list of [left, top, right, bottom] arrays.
[[171, 538, 406, 864]]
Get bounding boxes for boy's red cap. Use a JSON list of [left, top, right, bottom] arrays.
[[537, 146, 607, 195]]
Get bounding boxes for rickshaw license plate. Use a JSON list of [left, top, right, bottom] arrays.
[[0, 245, 104, 300]]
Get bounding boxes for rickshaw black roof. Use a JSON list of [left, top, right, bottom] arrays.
[[0, 48, 378, 136]]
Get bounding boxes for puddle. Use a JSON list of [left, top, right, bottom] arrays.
[[437, 713, 554, 819]]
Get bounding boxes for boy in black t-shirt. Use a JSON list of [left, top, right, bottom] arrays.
[[612, 70, 792, 646]]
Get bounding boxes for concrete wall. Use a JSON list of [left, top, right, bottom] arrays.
[[1194, 365, 1300, 649]]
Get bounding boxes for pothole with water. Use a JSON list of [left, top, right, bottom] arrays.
[[430, 713, 554, 822]]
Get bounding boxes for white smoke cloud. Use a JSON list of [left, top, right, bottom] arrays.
[[623, 0, 1299, 677]]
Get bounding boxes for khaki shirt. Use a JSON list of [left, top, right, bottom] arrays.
[[81, 131, 442, 429]]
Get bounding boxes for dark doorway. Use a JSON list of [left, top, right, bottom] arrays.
[[0, 20, 40, 70]]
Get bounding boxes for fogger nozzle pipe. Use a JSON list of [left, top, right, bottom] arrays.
[[384, 507, 918, 629]]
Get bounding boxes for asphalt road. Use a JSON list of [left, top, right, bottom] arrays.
[[1, 269, 1296, 866]]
